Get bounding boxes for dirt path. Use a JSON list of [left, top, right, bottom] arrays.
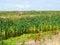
[[0, 15, 39, 18], [17, 33, 60, 45]]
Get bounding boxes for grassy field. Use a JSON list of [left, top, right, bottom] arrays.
[[0, 11, 60, 45]]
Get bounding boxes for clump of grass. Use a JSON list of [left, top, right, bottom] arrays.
[[52, 26, 59, 35]]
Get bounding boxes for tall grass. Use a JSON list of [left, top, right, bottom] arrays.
[[0, 14, 60, 40]]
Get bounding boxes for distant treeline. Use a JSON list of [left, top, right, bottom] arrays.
[[0, 11, 60, 16]]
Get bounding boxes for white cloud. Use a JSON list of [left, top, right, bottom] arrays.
[[16, 5, 24, 8], [16, 4, 31, 8]]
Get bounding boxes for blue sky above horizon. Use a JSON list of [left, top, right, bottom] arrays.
[[0, 0, 60, 11]]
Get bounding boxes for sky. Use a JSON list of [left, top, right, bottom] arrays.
[[0, 0, 60, 11]]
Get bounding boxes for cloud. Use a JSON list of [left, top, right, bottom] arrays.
[[16, 5, 24, 8], [16, 4, 31, 9], [15, 0, 30, 9]]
